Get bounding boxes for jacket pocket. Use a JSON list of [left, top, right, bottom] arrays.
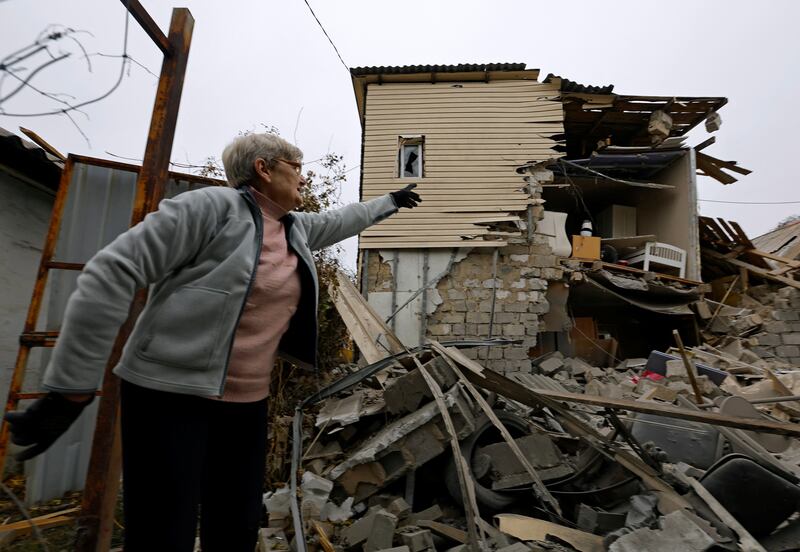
[[136, 286, 231, 370]]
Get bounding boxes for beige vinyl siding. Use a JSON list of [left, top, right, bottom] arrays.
[[360, 80, 564, 249]]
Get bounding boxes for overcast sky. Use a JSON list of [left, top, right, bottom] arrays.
[[2, 1, 798, 267]]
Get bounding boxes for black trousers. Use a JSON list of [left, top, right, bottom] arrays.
[[120, 380, 269, 551]]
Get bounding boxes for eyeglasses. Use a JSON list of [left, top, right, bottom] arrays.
[[276, 158, 303, 175]]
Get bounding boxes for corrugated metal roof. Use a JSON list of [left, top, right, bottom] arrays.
[[544, 74, 614, 95], [0, 127, 62, 190], [752, 221, 800, 259], [350, 63, 527, 76], [0, 127, 63, 166]]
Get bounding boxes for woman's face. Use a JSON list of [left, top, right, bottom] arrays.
[[254, 157, 306, 211]]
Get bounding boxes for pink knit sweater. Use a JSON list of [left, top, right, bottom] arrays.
[[221, 189, 301, 402]]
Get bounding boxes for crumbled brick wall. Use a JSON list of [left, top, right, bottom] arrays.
[[426, 239, 561, 374], [749, 286, 800, 365], [361, 166, 559, 374]]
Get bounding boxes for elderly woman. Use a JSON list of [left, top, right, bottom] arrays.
[[4, 133, 420, 551]]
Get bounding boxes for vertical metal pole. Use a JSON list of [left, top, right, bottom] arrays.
[[75, 8, 193, 551], [419, 250, 429, 346], [484, 248, 499, 362], [526, 175, 535, 244], [360, 250, 370, 300], [390, 250, 398, 332]]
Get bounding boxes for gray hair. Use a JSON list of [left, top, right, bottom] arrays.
[[221, 133, 303, 187]]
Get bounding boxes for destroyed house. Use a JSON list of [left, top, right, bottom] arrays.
[[351, 63, 747, 370]]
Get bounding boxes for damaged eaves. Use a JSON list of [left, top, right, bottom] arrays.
[[0, 127, 63, 192]]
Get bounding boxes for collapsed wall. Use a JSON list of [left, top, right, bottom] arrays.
[[363, 167, 559, 375]]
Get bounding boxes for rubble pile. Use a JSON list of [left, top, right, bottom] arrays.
[[256, 317, 800, 552], [701, 284, 800, 367]]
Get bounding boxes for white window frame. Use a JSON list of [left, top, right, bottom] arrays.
[[398, 135, 424, 178]]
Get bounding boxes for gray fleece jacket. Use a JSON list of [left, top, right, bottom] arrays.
[[42, 185, 397, 397]]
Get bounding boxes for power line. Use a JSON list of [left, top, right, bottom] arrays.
[[300, 0, 349, 72], [698, 199, 800, 205]]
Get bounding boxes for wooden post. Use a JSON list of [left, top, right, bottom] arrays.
[[74, 6, 193, 551], [672, 329, 704, 405]]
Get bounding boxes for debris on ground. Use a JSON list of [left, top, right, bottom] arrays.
[[256, 273, 800, 552]]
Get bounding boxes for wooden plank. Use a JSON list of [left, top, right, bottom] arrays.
[[366, 89, 561, 99], [365, 124, 564, 132], [360, 240, 507, 249], [495, 514, 603, 552], [333, 271, 406, 357], [415, 357, 484, 550], [365, 116, 563, 125], [364, 137, 561, 144], [365, 104, 564, 114], [19, 127, 67, 161], [416, 520, 468, 544], [363, 228, 488, 237], [365, 117, 563, 125], [366, 95, 562, 104], [363, 177, 528, 184], [368, 80, 559, 89], [746, 248, 800, 268], [121, 0, 171, 55], [696, 152, 738, 185], [367, 86, 560, 96], [727, 220, 757, 248], [364, 160, 527, 169], [532, 388, 800, 437], [703, 249, 800, 289]]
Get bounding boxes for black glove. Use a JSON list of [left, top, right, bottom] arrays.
[[390, 184, 422, 209], [4, 392, 93, 461]]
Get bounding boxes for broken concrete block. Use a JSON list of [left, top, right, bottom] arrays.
[[477, 433, 571, 488], [316, 392, 364, 427], [665, 381, 695, 396], [306, 458, 327, 475], [338, 462, 387, 497], [609, 510, 715, 552], [365, 511, 399, 552], [648, 110, 673, 141], [564, 357, 592, 377], [637, 384, 677, 403], [341, 509, 398, 551], [301, 472, 334, 520], [375, 548, 410, 552], [537, 356, 564, 375], [398, 527, 435, 552], [264, 487, 292, 517], [386, 497, 412, 519], [585, 380, 623, 399], [585, 366, 606, 381], [719, 339, 744, 360], [384, 357, 457, 415], [402, 505, 443, 527], [665, 359, 689, 378], [576, 504, 626, 534]]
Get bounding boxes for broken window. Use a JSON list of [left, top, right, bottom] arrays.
[[398, 135, 424, 178]]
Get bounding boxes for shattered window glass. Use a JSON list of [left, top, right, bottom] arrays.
[[398, 136, 424, 178]]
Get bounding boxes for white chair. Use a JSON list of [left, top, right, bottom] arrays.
[[623, 241, 686, 278]]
